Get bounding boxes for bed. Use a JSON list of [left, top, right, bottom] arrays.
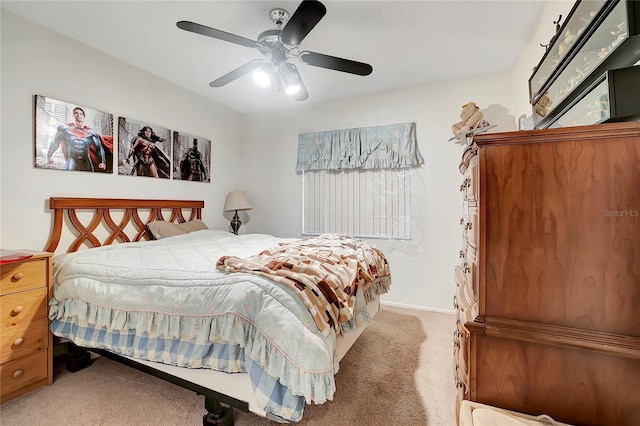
[[43, 197, 391, 425]]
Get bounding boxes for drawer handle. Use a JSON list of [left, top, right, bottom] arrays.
[[13, 369, 24, 379], [13, 337, 25, 346], [12, 272, 25, 282], [11, 305, 24, 316]]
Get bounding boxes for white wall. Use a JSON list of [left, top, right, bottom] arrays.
[[0, 12, 246, 251], [243, 72, 519, 312]]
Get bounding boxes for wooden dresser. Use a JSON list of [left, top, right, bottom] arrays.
[[454, 134, 479, 414], [1, 252, 53, 402], [454, 122, 640, 425]]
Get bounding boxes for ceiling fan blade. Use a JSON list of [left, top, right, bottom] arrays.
[[299, 51, 373, 76], [209, 60, 263, 87], [279, 0, 327, 45], [177, 21, 259, 49]]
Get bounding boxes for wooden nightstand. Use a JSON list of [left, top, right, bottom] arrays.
[[0, 252, 53, 402]]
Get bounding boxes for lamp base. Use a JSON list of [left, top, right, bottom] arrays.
[[230, 211, 241, 235]]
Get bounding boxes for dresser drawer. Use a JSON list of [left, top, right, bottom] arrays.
[[465, 242, 477, 265], [455, 385, 466, 423], [454, 265, 465, 288], [0, 318, 48, 363], [453, 331, 460, 382], [1, 259, 47, 295], [465, 155, 478, 202], [456, 281, 468, 311], [0, 350, 47, 396], [456, 322, 469, 387], [1, 288, 47, 329], [466, 207, 478, 250]]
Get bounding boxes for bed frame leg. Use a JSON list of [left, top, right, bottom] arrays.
[[203, 397, 234, 425], [65, 342, 92, 372]]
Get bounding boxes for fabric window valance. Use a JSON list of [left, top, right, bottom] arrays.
[[296, 122, 424, 172]]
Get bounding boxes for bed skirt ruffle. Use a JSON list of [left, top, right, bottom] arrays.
[[50, 299, 375, 422]]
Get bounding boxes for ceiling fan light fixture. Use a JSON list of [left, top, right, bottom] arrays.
[[285, 83, 301, 95], [271, 71, 284, 93], [252, 68, 271, 87], [280, 62, 302, 96]]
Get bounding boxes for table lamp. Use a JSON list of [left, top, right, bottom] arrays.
[[224, 190, 253, 234]]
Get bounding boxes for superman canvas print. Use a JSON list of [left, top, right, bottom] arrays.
[[34, 95, 114, 173]]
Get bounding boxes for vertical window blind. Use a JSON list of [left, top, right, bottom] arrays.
[[297, 122, 423, 240], [302, 168, 413, 239]]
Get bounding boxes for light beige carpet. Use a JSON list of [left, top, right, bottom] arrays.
[[0, 306, 456, 426]]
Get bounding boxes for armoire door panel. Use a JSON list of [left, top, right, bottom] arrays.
[[480, 129, 640, 336]]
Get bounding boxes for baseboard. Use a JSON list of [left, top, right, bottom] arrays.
[[381, 300, 455, 315]]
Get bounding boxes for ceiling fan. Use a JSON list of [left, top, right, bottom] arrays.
[[176, 0, 373, 101]]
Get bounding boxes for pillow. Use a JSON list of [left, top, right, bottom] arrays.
[[147, 219, 209, 239]]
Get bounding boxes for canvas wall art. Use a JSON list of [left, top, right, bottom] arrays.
[[173, 131, 211, 183], [34, 95, 114, 173], [118, 117, 171, 179]]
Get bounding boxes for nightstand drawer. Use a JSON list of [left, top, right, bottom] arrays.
[[1, 259, 47, 295], [0, 318, 49, 363], [0, 351, 47, 396], [1, 288, 47, 329]]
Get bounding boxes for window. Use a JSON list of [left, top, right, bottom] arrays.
[[302, 168, 413, 239], [297, 122, 423, 240]]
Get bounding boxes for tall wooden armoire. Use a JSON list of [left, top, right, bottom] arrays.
[[454, 122, 640, 425]]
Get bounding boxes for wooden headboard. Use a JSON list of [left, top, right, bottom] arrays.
[[44, 197, 204, 253]]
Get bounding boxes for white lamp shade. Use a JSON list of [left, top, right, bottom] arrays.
[[224, 190, 253, 212]]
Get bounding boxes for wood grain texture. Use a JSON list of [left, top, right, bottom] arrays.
[[44, 197, 204, 253], [460, 122, 640, 425], [0, 253, 53, 402], [478, 125, 640, 335], [473, 334, 640, 426]]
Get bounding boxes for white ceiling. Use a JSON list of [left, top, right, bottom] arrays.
[[2, 0, 545, 114]]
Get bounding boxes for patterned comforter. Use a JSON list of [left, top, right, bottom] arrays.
[[48, 230, 391, 422], [217, 234, 391, 336]]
